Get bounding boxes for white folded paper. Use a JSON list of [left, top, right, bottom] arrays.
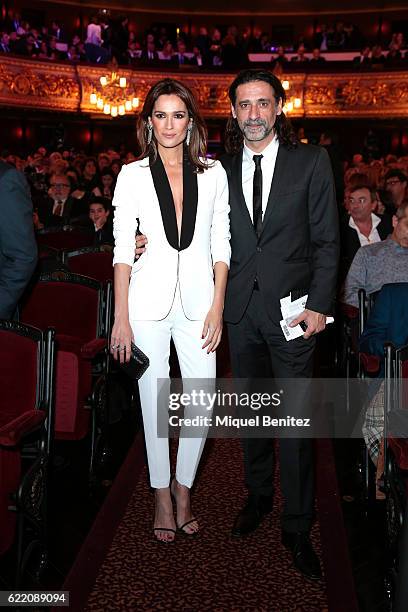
[[279, 293, 334, 341]]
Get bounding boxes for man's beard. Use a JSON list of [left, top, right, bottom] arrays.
[[242, 119, 273, 142]]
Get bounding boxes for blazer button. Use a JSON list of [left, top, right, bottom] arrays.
[[256, 246, 262, 253]]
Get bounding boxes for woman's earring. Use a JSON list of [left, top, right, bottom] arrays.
[[186, 123, 192, 146], [147, 123, 153, 144]]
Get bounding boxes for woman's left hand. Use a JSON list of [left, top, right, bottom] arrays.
[[201, 304, 223, 353]]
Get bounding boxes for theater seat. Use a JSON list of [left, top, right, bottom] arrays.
[[0, 320, 55, 583], [36, 226, 94, 252], [63, 247, 114, 283], [20, 271, 111, 477]]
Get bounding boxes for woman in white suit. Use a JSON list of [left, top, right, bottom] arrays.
[[111, 79, 230, 542]]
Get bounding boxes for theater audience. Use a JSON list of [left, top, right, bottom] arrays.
[[0, 11, 405, 69]]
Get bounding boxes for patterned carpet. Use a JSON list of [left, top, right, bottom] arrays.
[[84, 438, 329, 612]]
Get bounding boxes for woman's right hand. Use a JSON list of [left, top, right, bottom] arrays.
[[110, 319, 133, 363]]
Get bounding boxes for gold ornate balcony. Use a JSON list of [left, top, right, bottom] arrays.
[[0, 55, 407, 119]]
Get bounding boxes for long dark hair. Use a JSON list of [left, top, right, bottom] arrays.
[[225, 69, 298, 155], [136, 78, 209, 172]]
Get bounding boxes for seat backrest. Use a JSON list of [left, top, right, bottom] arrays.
[[21, 272, 103, 342], [0, 321, 41, 418], [36, 228, 94, 251], [66, 250, 113, 283]]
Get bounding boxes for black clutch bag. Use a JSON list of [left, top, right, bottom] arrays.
[[119, 342, 149, 380]]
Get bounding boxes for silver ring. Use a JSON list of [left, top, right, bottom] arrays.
[[119, 346, 126, 352], [111, 344, 119, 350]]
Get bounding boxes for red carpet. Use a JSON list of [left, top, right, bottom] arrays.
[[62, 435, 358, 611]]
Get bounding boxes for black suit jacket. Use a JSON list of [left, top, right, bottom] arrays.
[[221, 144, 340, 324], [140, 50, 159, 63], [339, 213, 392, 282], [0, 162, 37, 319], [37, 195, 85, 228]]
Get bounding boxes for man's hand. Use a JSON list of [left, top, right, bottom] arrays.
[[135, 233, 147, 259], [289, 309, 326, 339]]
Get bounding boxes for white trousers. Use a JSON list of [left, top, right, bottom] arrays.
[[130, 288, 216, 489]]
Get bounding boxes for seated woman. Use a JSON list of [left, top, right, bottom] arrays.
[[97, 168, 116, 200]]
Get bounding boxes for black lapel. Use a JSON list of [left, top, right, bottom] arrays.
[[261, 144, 288, 233], [179, 152, 198, 251], [231, 150, 254, 232], [149, 149, 198, 251], [150, 152, 179, 250], [349, 225, 361, 254]]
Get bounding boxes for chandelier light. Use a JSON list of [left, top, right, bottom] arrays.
[[281, 80, 303, 114], [89, 63, 140, 117]]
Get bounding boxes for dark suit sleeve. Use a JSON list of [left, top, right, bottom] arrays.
[[0, 168, 38, 318], [305, 147, 340, 315], [359, 285, 390, 357]]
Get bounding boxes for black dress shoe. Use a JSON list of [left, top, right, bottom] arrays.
[[282, 531, 322, 580], [231, 495, 273, 537]]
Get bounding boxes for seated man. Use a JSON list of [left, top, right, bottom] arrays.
[[291, 44, 309, 63], [172, 39, 197, 66], [36, 173, 86, 228], [340, 182, 392, 280], [384, 169, 407, 210], [342, 201, 408, 307], [309, 48, 326, 64], [359, 283, 408, 470], [140, 37, 159, 63]]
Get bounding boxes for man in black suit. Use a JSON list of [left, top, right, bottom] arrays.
[[352, 46, 371, 67], [140, 37, 159, 64], [36, 173, 85, 227], [221, 69, 339, 579], [340, 182, 392, 281], [172, 39, 197, 66], [0, 32, 11, 53], [0, 161, 37, 319]]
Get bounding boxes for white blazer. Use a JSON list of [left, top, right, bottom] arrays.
[[113, 156, 230, 321]]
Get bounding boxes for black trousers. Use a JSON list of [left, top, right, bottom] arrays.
[[227, 289, 316, 533]]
